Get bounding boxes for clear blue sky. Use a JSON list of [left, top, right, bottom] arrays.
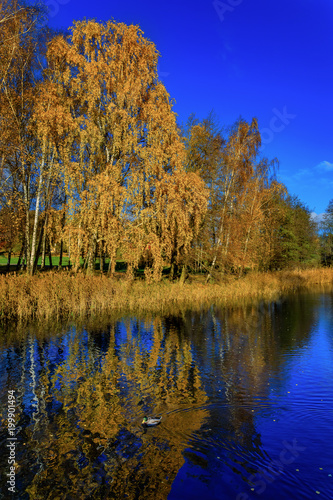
[[44, 0, 333, 216]]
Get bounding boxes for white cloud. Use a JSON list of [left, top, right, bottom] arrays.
[[311, 212, 325, 223], [316, 161, 333, 172], [292, 168, 311, 179]]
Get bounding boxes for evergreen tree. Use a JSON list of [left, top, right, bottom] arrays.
[[321, 199, 333, 266]]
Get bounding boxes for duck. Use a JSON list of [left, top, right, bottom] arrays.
[[142, 416, 162, 427]]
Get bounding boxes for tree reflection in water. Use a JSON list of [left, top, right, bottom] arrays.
[[0, 292, 327, 499], [2, 316, 207, 499]]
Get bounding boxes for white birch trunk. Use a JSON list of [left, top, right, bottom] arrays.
[[29, 141, 46, 274]]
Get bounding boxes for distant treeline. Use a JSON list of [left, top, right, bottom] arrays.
[[0, 1, 328, 280]]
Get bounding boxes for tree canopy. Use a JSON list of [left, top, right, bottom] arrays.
[[0, 5, 321, 278]]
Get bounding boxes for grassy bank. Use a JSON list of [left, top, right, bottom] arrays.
[[0, 269, 333, 322], [1, 268, 333, 325]]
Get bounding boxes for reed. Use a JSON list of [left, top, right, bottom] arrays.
[[1, 268, 333, 324]]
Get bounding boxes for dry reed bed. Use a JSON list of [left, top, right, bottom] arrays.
[[1, 268, 333, 324]]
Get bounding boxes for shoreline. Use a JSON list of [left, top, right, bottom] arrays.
[[1, 268, 333, 325]]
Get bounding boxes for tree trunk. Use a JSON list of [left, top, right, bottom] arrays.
[[100, 248, 105, 273], [206, 178, 234, 283], [21, 244, 27, 271], [169, 262, 175, 281], [16, 239, 25, 271], [169, 247, 178, 281], [240, 178, 261, 275], [179, 264, 187, 285], [48, 241, 53, 269], [40, 213, 48, 270], [68, 231, 71, 267], [107, 255, 116, 275], [6, 250, 11, 271], [87, 250, 94, 273], [23, 184, 31, 271], [58, 240, 63, 269], [33, 225, 44, 274], [87, 232, 97, 274], [29, 141, 46, 275]]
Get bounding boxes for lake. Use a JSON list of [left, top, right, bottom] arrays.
[[1, 290, 333, 499]]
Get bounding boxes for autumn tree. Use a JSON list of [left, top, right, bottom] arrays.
[[182, 113, 224, 271], [0, 0, 56, 274], [1, 9, 319, 279], [184, 116, 263, 279], [182, 115, 294, 277], [42, 20, 207, 278], [229, 157, 283, 274], [128, 168, 208, 282], [252, 180, 287, 271]]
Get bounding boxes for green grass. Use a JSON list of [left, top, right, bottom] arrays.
[[0, 255, 19, 265], [0, 254, 130, 273], [0, 254, 71, 267]]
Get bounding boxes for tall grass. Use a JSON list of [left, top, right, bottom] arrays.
[[1, 268, 333, 324]]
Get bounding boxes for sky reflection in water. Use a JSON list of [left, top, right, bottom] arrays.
[[0, 291, 333, 499]]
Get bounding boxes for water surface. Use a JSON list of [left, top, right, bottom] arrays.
[[1, 291, 333, 499]]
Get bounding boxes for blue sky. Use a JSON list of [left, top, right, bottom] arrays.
[[44, 0, 333, 216]]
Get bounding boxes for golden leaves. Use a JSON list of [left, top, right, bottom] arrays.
[[40, 19, 205, 277], [0, 15, 210, 278]]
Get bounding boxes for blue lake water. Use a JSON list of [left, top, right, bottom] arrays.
[[0, 290, 333, 499]]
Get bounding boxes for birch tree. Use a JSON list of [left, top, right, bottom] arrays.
[[43, 20, 206, 277], [0, 0, 52, 274]]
